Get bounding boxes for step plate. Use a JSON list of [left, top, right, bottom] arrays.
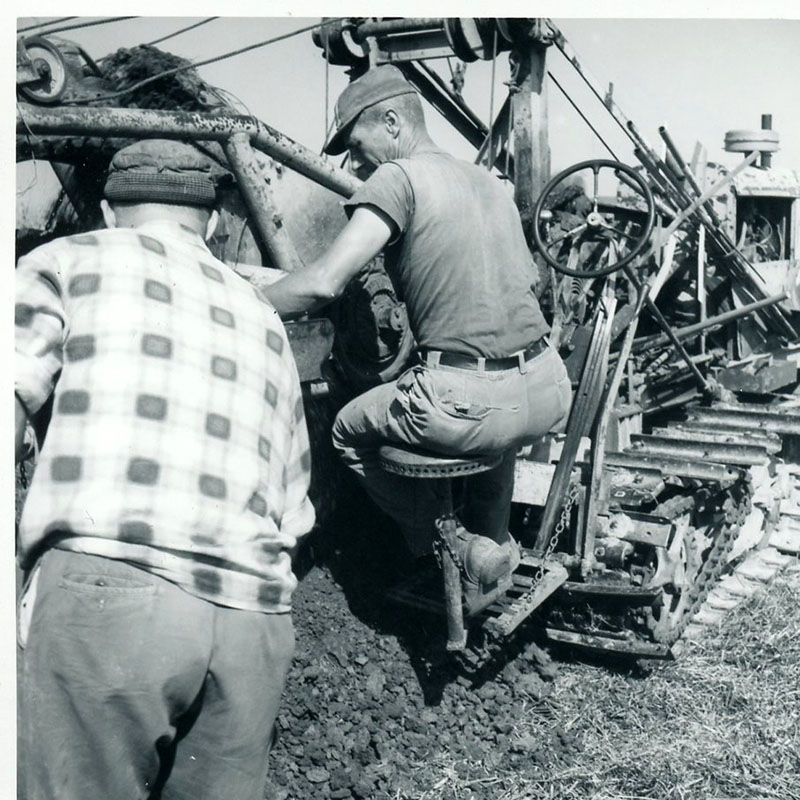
[[484, 564, 568, 637]]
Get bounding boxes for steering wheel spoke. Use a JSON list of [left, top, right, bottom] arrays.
[[545, 222, 588, 251]]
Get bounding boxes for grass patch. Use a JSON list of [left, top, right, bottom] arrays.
[[506, 566, 800, 800]]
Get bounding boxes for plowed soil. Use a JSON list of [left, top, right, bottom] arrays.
[[264, 474, 580, 800]]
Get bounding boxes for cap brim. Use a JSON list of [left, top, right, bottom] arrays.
[[323, 119, 354, 156]]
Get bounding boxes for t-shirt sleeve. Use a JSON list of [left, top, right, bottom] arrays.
[[342, 162, 413, 234]]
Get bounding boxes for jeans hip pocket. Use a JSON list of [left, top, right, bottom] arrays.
[[59, 569, 157, 614]]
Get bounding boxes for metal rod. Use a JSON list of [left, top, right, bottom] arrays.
[[629, 434, 771, 467], [415, 60, 488, 132], [632, 127, 795, 339], [697, 224, 706, 355], [400, 62, 513, 173], [223, 133, 303, 272], [622, 266, 710, 392], [658, 150, 759, 243], [354, 17, 445, 41], [533, 293, 617, 554], [438, 504, 468, 652], [760, 114, 773, 169], [632, 293, 788, 351], [16, 103, 362, 198], [659, 126, 724, 226], [688, 407, 800, 437]]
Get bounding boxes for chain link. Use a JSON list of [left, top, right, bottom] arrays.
[[433, 515, 464, 572], [435, 481, 580, 586], [532, 481, 580, 585]]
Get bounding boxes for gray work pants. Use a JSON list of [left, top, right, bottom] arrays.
[[20, 549, 294, 800], [332, 344, 571, 555]]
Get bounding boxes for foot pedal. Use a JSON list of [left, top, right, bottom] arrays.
[[483, 563, 568, 636]]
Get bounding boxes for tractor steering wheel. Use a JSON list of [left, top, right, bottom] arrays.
[[532, 159, 655, 279]]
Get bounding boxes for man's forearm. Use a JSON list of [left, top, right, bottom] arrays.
[[264, 206, 394, 319], [263, 265, 338, 318]]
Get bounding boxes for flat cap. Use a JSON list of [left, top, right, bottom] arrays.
[[104, 139, 216, 207], [324, 65, 416, 156]]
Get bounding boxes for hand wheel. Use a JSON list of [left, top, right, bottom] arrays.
[[532, 159, 655, 278]]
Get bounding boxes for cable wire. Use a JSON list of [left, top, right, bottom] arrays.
[[63, 18, 344, 106], [17, 17, 78, 33], [323, 34, 331, 153], [548, 70, 619, 160], [146, 17, 218, 47], [18, 17, 138, 37], [484, 27, 498, 171]]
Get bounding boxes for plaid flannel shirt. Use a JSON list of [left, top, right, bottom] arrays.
[[15, 220, 314, 613]]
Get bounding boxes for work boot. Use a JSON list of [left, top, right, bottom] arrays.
[[453, 527, 513, 616], [499, 533, 521, 575]]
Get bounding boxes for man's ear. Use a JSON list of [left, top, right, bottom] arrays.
[[384, 109, 400, 138], [205, 209, 219, 242], [100, 199, 117, 229]]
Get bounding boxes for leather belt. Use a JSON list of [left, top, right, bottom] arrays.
[[418, 337, 550, 372]]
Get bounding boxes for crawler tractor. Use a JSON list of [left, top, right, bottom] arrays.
[[16, 17, 800, 658]]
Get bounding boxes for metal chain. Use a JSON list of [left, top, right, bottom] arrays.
[[433, 515, 464, 572], [435, 480, 580, 584], [532, 481, 580, 585]]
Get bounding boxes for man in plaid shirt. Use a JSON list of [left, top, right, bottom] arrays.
[[15, 139, 314, 799]]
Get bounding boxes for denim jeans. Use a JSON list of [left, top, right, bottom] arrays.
[[332, 344, 571, 555], [20, 549, 294, 800]]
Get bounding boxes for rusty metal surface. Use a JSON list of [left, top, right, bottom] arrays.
[[649, 423, 783, 454], [603, 467, 666, 508], [558, 582, 662, 603], [16, 103, 361, 198], [545, 627, 671, 658], [611, 510, 673, 548], [716, 359, 798, 394], [628, 433, 772, 467], [484, 563, 568, 636], [224, 132, 304, 272], [604, 451, 743, 484], [687, 406, 800, 437], [732, 166, 800, 198]]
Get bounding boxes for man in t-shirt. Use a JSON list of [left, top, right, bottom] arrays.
[[15, 139, 314, 799], [266, 66, 570, 613]]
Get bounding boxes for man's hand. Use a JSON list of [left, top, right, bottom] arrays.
[[264, 205, 396, 318]]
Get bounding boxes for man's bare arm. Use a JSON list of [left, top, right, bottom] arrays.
[[264, 205, 395, 318]]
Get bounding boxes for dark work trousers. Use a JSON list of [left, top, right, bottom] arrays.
[[332, 344, 572, 555], [19, 548, 294, 800]]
